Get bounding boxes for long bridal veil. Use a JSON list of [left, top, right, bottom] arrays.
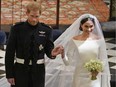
[[45, 14, 111, 87]]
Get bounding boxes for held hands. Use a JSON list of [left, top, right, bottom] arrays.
[[51, 45, 64, 58], [7, 78, 15, 85]]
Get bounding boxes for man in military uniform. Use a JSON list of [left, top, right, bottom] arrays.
[[5, 1, 63, 87]]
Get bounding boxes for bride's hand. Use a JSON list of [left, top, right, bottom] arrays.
[[91, 71, 98, 77]]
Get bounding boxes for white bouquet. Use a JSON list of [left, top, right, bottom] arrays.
[[84, 59, 103, 80]]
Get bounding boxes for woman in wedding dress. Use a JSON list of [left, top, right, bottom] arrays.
[[45, 14, 111, 87]]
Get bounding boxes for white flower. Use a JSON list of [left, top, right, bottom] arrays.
[[84, 59, 103, 72]]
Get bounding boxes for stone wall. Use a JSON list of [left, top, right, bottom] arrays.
[[1, 0, 109, 25]]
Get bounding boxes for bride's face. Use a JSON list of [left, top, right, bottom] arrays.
[[81, 20, 94, 33]]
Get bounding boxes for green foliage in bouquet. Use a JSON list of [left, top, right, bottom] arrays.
[[84, 59, 103, 80]]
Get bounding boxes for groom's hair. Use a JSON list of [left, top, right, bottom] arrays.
[[26, 1, 41, 14]]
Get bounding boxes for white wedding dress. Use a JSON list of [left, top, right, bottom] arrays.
[[45, 38, 110, 87], [71, 39, 101, 87], [45, 14, 110, 87], [61, 38, 110, 87]]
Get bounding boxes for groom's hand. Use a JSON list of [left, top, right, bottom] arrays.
[[51, 45, 64, 58], [7, 78, 15, 85]]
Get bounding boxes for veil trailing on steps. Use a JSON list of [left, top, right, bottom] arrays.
[[45, 14, 111, 87]]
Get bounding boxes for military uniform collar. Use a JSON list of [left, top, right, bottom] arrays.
[[26, 20, 39, 28]]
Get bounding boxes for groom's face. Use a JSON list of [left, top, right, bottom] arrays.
[[27, 11, 40, 26]]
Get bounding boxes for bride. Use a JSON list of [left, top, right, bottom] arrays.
[[45, 14, 111, 87]]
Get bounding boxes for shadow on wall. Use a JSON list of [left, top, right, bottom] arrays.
[[100, 21, 116, 37], [52, 21, 116, 39], [52, 29, 63, 41]]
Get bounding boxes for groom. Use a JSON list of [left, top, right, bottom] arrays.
[[5, 1, 64, 87]]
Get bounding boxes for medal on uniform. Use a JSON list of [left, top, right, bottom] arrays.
[[39, 44, 44, 51], [39, 31, 45, 34], [39, 31, 45, 36]]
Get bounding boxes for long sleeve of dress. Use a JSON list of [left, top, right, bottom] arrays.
[[63, 40, 79, 66], [62, 40, 74, 65]]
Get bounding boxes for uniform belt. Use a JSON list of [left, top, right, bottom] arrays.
[[16, 58, 44, 65]]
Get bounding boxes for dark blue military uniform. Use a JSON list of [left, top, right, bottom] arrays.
[[5, 21, 54, 87]]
